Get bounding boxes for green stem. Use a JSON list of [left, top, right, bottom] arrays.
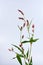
[[30, 44, 32, 57], [29, 43, 32, 64]]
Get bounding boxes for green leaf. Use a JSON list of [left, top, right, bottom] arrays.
[[29, 37, 39, 43], [17, 53, 24, 57], [12, 44, 23, 53], [29, 57, 32, 65], [25, 61, 28, 65], [26, 49, 29, 58], [16, 54, 22, 65], [21, 37, 39, 44], [32, 38, 39, 42], [21, 41, 29, 43], [27, 19, 32, 32]]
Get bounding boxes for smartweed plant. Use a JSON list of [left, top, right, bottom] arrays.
[[8, 9, 38, 65]]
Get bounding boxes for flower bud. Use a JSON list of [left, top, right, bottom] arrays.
[[18, 9, 24, 15], [20, 26, 23, 31], [19, 43, 22, 47]]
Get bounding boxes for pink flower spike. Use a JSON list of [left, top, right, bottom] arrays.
[[8, 49, 11, 51], [23, 23, 25, 27], [18, 9, 24, 15], [22, 35, 24, 39], [26, 20, 29, 26], [20, 26, 23, 31], [32, 24, 34, 28]]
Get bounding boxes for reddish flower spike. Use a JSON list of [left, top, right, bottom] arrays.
[[18, 9, 24, 15], [23, 23, 25, 27], [26, 20, 29, 26], [18, 17, 24, 20], [22, 35, 24, 39], [20, 26, 23, 31], [32, 24, 34, 28], [8, 49, 11, 51]]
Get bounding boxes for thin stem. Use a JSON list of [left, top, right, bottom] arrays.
[[29, 43, 32, 64], [20, 31, 22, 43], [30, 44, 32, 57], [29, 31, 30, 38], [24, 58, 26, 65]]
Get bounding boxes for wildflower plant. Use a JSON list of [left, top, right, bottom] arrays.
[[8, 9, 38, 65]]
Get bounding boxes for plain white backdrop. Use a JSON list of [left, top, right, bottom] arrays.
[[0, 0, 43, 65]]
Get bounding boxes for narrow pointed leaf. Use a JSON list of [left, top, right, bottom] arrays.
[[25, 61, 28, 65], [21, 41, 29, 43], [21, 38, 39, 44], [16, 54, 22, 65], [12, 44, 23, 53], [17, 53, 24, 57], [26, 49, 29, 58], [29, 37, 39, 43], [32, 39, 39, 42], [29, 57, 32, 65]]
